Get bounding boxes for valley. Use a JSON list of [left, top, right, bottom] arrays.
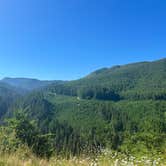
[[0, 58, 166, 165]]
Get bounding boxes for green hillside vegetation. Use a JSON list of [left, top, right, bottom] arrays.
[[46, 58, 166, 101], [0, 83, 21, 120], [0, 58, 166, 165]]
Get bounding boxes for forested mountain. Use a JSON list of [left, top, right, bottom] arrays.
[[0, 58, 166, 160], [46, 58, 166, 101], [1, 77, 64, 91], [0, 83, 21, 120]]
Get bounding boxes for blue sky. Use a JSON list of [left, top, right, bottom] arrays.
[[0, 0, 165, 80]]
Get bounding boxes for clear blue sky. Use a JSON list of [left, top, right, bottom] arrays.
[[0, 0, 165, 80]]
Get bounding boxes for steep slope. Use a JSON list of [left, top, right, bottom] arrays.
[[46, 58, 166, 100], [1, 58, 166, 158], [12, 92, 166, 156], [0, 83, 21, 120], [84, 58, 166, 89]]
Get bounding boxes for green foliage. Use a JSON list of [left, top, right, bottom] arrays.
[[0, 126, 20, 153], [8, 111, 54, 158], [45, 58, 166, 101], [0, 83, 21, 121], [0, 58, 166, 159]]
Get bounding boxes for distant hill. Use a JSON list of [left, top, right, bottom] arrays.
[[0, 82, 20, 98], [0, 58, 166, 158], [73, 58, 166, 90], [14, 57, 166, 157], [46, 58, 166, 100], [1, 77, 64, 91]]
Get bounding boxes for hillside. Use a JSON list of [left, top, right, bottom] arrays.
[[0, 83, 21, 120], [46, 58, 166, 100], [0, 58, 166, 165]]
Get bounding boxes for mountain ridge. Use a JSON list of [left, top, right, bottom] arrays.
[[0, 57, 166, 160], [44, 58, 166, 101], [0, 58, 166, 100], [1, 77, 64, 91]]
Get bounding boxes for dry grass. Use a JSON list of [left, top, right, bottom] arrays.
[[0, 149, 165, 166], [0, 155, 90, 166]]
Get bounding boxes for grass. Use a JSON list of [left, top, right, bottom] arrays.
[[0, 148, 166, 166]]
